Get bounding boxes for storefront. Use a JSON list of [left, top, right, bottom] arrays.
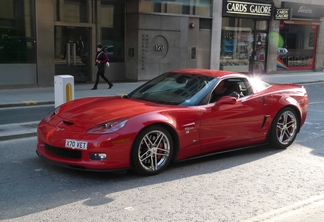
[[53, 0, 125, 83], [0, 0, 213, 87], [276, 2, 324, 71], [220, 0, 273, 74], [0, 0, 126, 87], [0, 0, 37, 86], [1, 1, 323, 88]]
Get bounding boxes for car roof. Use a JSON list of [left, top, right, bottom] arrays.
[[169, 68, 248, 79]]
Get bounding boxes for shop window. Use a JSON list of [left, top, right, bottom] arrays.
[[220, 18, 268, 74], [0, 0, 36, 63], [277, 22, 317, 71], [141, 0, 212, 17]]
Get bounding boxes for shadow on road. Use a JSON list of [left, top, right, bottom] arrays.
[[1, 142, 282, 220]]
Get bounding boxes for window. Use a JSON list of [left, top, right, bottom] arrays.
[[220, 18, 254, 73], [128, 72, 214, 106], [277, 22, 317, 70], [0, 0, 36, 63], [99, 1, 125, 62], [220, 18, 269, 74]]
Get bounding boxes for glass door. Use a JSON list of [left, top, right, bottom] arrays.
[[251, 32, 267, 73], [249, 20, 269, 74], [54, 26, 91, 82], [220, 18, 269, 74]]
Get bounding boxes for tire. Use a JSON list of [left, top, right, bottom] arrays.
[[131, 125, 173, 176], [269, 107, 299, 149]]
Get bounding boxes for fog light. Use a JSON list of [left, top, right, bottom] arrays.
[[90, 153, 107, 161]]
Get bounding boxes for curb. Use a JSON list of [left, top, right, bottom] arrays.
[[265, 81, 324, 85], [0, 101, 54, 109], [0, 121, 39, 141], [0, 132, 37, 141]]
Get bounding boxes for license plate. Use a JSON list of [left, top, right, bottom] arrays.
[[65, 139, 88, 150]]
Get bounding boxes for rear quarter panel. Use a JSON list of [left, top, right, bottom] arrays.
[[258, 84, 308, 129]]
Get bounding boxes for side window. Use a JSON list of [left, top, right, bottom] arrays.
[[208, 77, 254, 104], [226, 78, 253, 98], [209, 78, 239, 103], [237, 80, 253, 97]]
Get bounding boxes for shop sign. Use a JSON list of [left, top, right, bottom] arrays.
[[223, 0, 272, 18], [274, 8, 291, 20], [283, 2, 324, 19]]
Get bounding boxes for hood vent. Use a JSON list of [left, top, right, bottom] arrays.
[[63, 120, 74, 126]]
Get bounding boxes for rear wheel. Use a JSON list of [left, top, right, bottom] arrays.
[[270, 107, 299, 149], [131, 125, 173, 175]]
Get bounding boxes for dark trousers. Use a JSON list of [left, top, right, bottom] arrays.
[[94, 66, 112, 87]]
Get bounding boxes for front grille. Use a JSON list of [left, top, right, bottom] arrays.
[[45, 144, 82, 159]]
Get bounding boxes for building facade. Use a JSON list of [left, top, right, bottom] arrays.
[[0, 0, 323, 88]]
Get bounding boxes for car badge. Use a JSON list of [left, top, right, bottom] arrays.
[[56, 127, 65, 131]]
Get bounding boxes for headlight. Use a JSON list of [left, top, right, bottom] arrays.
[[43, 106, 60, 122], [86, 118, 128, 134]]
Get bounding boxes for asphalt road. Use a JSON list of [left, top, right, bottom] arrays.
[[0, 83, 324, 221], [1, 133, 324, 221]]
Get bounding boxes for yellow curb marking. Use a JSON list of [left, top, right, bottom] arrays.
[[23, 100, 37, 105]]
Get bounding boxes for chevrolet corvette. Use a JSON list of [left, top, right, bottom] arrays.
[[36, 69, 308, 175]]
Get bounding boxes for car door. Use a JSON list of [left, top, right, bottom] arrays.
[[199, 80, 267, 153]]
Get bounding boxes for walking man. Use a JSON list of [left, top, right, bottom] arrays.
[[91, 44, 113, 90]]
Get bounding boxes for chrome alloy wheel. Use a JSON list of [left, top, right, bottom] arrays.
[[138, 130, 171, 172], [275, 110, 298, 145]]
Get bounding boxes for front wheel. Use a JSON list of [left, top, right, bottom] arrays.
[[131, 125, 173, 176], [269, 107, 299, 149]]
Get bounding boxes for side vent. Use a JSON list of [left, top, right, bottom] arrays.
[[261, 116, 267, 128], [261, 115, 270, 128]]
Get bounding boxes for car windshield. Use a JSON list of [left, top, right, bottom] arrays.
[[128, 72, 215, 106]]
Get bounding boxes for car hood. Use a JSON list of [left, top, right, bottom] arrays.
[[57, 96, 171, 124]]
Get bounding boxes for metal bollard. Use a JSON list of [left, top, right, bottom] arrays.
[[54, 75, 75, 107]]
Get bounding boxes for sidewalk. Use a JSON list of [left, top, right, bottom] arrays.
[[0, 71, 324, 141], [0, 81, 145, 108], [0, 82, 145, 141]]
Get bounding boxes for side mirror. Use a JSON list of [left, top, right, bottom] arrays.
[[213, 96, 237, 110]]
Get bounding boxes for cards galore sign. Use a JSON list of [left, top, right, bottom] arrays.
[[223, 0, 272, 17], [274, 8, 291, 20]]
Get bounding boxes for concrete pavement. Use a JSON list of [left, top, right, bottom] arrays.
[[0, 71, 324, 141], [0, 81, 145, 108]]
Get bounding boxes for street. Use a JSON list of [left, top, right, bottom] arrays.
[[0, 83, 324, 221]]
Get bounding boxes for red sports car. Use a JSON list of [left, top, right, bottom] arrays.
[[37, 69, 308, 175]]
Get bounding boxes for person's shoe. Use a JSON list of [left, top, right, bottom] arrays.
[[108, 84, 113, 89], [91, 87, 97, 90]]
